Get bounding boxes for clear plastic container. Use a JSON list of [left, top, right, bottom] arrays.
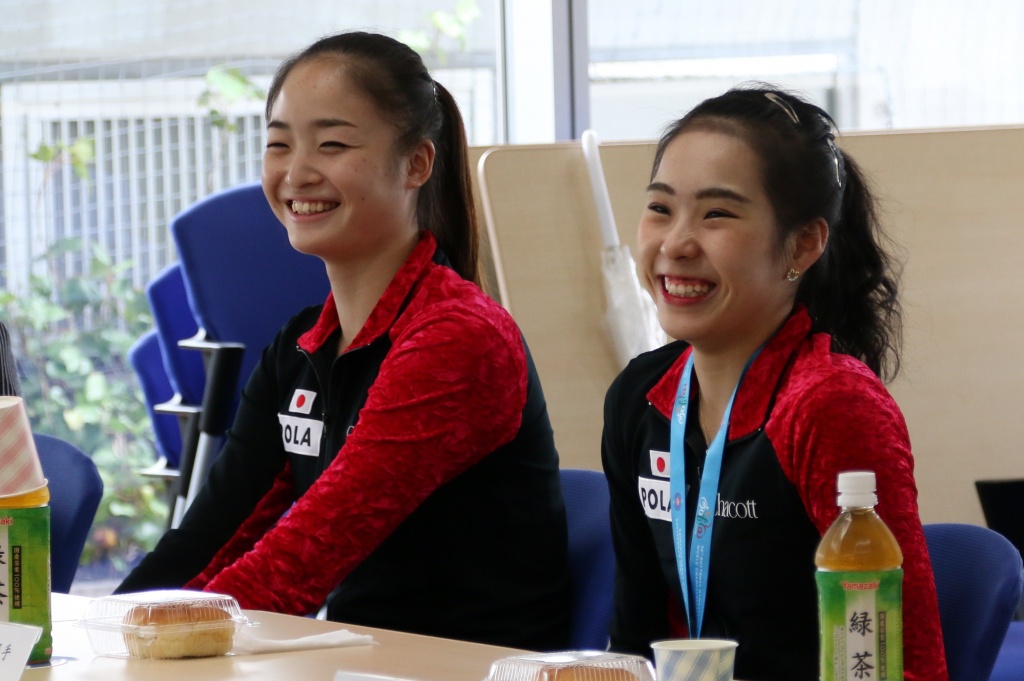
[[75, 590, 248, 659], [485, 651, 656, 681]]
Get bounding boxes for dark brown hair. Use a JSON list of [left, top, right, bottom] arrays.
[[266, 31, 480, 284], [653, 85, 902, 381]]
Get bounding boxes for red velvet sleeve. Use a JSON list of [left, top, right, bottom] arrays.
[[184, 464, 294, 590], [199, 295, 528, 615], [768, 352, 949, 681]]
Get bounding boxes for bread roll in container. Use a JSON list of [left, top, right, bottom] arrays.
[[485, 651, 656, 681], [75, 590, 248, 659]]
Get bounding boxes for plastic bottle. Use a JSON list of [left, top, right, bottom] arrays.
[[0, 483, 53, 664], [815, 470, 903, 681]]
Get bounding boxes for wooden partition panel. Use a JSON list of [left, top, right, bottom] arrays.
[[475, 127, 1024, 525], [841, 127, 1024, 525], [478, 144, 619, 470]]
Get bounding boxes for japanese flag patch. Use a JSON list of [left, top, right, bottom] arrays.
[[288, 389, 316, 415], [649, 450, 670, 478]]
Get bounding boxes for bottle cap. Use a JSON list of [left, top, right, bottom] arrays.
[[837, 470, 877, 507]]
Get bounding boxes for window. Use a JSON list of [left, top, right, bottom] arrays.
[[0, 0, 501, 291], [585, 0, 1024, 140]]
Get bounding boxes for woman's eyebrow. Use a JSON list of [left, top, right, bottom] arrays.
[[695, 186, 750, 203], [312, 118, 356, 129], [646, 182, 750, 204], [266, 118, 356, 130]]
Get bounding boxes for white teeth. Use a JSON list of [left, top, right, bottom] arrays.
[[291, 200, 336, 215], [664, 279, 712, 297]]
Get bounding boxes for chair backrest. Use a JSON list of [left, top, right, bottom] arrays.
[[990, 620, 1023, 681], [560, 468, 615, 650], [34, 433, 104, 593], [479, 143, 654, 469], [170, 182, 331, 391], [924, 522, 1024, 681], [146, 262, 205, 406], [127, 330, 184, 467]]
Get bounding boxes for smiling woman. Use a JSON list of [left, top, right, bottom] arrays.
[[116, 31, 571, 652], [261, 56, 431, 340], [637, 130, 826, 366], [602, 86, 949, 681]]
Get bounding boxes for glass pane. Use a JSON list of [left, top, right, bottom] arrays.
[[587, 0, 1024, 140], [0, 0, 499, 289]]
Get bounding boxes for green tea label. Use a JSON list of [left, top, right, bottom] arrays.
[[817, 569, 903, 681], [0, 507, 52, 664]]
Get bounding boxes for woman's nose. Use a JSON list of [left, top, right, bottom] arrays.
[[660, 220, 700, 259], [285, 154, 322, 187]]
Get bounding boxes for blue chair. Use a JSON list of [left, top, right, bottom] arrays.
[[167, 183, 330, 520], [146, 263, 205, 409], [924, 523, 1024, 681], [170, 182, 330, 395], [560, 468, 615, 650], [127, 330, 184, 469], [991, 620, 1024, 681], [34, 433, 103, 593]]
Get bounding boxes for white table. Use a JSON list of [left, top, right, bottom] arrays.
[[25, 594, 524, 681]]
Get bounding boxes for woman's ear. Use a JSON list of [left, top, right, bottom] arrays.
[[406, 139, 436, 189], [790, 217, 829, 272]]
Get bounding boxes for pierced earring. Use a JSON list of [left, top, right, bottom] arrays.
[[786, 268, 801, 282]]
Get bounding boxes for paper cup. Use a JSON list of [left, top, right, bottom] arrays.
[[651, 639, 738, 681], [0, 396, 46, 497]]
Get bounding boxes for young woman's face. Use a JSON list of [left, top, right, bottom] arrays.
[[637, 129, 800, 356], [261, 58, 430, 263]]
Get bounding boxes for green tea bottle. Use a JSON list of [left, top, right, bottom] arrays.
[[815, 470, 903, 681], [0, 482, 52, 664]]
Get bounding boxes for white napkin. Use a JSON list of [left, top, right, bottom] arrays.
[[232, 625, 375, 655]]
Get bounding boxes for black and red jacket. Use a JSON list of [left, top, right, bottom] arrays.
[[602, 308, 947, 681], [120, 232, 571, 651]]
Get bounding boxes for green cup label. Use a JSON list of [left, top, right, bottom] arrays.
[[0, 507, 52, 664], [817, 569, 903, 681]]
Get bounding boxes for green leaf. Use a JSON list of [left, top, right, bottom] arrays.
[[209, 110, 235, 132], [63, 409, 86, 431], [203, 65, 264, 104], [84, 372, 109, 401], [43, 237, 84, 259], [69, 137, 95, 163], [398, 29, 431, 53], [108, 499, 138, 517], [29, 143, 59, 163], [456, 0, 481, 23], [206, 67, 245, 100], [88, 248, 118, 280], [431, 11, 463, 39], [58, 345, 89, 373]]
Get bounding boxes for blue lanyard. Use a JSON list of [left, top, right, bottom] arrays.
[[669, 348, 761, 637]]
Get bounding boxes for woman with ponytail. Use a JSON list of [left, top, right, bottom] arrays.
[[602, 86, 947, 680], [119, 31, 570, 651]]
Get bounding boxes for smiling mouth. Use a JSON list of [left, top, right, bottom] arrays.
[[289, 200, 339, 215], [662, 276, 713, 298]]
